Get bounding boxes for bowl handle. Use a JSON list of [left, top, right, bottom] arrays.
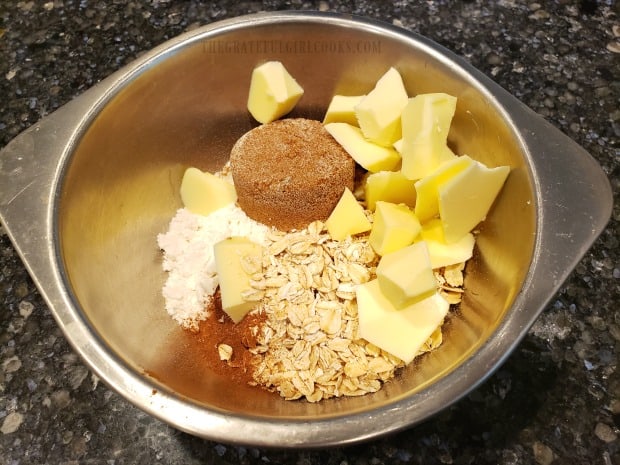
[[510, 101, 612, 318], [0, 92, 103, 323]]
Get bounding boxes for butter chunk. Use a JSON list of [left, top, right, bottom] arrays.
[[325, 187, 372, 241], [393, 138, 403, 153], [419, 219, 475, 269], [369, 201, 421, 256], [414, 155, 473, 223], [376, 241, 437, 308], [323, 95, 365, 125], [364, 170, 417, 211], [214, 237, 263, 323], [357, 280, 449, 363], [439, 157, 510, 243], [355, 67, 409, 147], [247, 61, 304, 124], [324, 122, 401, 172], [180, 167, 237, 216], [400, 93, 458, 180]]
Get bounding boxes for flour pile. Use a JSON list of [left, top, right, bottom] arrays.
[[157, 204, 270, 330]]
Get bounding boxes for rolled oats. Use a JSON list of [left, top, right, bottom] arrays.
[[444, 262, 465, 287], [218, 344, 233, 362], [243, 219, 465, 402]]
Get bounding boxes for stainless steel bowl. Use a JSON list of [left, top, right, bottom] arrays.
[[0, 12, 612, 447]]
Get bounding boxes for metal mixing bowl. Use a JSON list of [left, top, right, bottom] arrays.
[[0, 12, 612, 447]]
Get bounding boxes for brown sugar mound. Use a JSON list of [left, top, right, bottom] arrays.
[[230, 118, 355, 231]]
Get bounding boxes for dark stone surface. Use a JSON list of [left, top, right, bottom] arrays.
[[1, 1, 618, 464]]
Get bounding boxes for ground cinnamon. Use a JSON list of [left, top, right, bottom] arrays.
[[185, 290, 266, 386]]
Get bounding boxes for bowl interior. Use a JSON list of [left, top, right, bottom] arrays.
[[57, 19, 536, 419]]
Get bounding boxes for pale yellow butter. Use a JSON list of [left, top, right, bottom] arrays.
[[355, 67, 409, 147], [419, 217, 447, 243], [369, 201, 421, 256], [180, 167, 237, 216], [400, 93, 458, 180], [247, 61, 304, 124], [439, 157, 510, 243], [414, 155, 473, 222], [419, 219, 475, 269], [364, 170, 417, 211], [356, 280, 449, 363], [325, 187, 372, 241], [213, 237, 263, 323], [376, 241, 437, 308], [324, 122, 401, 172], [323, 95, 365, 125]]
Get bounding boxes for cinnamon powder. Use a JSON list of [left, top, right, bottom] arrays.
[[182, 290, 266, 386]]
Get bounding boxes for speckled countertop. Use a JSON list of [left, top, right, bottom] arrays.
[[0, 1, 619, 464]]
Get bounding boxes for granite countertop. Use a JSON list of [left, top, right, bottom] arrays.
[[1, 1, 619, 464]]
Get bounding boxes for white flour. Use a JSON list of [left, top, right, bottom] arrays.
[[157, 204, 270, 330]]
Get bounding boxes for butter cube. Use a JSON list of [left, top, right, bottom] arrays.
[[376, 241, 437, 308], [419, 219, 475, 269], [400, 93, 458, 180], [355, 68, 409, 147], [324, 122, 401, 172], [364, 170, 417, 211], [325, 187, 372, 241], [213, 237, 263, 323], [323, 95, 365, 125], [369, 201, 421, 256], [439, 157, 510, 242], [419, 217, 446, 243], [414, 155, 473, 222], [247, 61, 304, 124], [180, 167, 237, 216], [356, 280, 449, 363]]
